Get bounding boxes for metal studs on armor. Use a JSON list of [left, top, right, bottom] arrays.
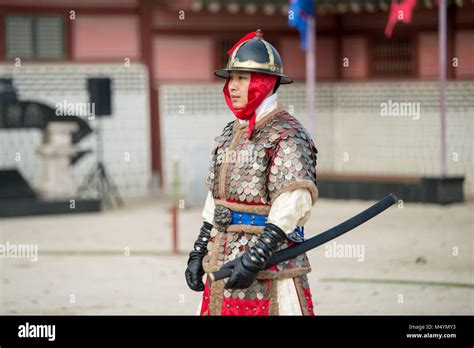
[[205, 112, 317, 205]]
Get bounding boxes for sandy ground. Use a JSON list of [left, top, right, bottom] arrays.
[[0, 196, 472, 315]]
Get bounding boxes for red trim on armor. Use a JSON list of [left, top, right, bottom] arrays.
[[293, 277, 315, 316], [200, 278, 211, 316], [303, 286, 315, 316], [221, 298, 271, 316], [221, 279, 272, 316], [268, 148, 273, 158]]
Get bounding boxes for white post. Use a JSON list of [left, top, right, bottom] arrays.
[[306, 15, 316, 136], [439, 0, 447, 177]]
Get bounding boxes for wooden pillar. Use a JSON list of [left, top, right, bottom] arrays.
[[139, 0, 163, 188], [335, 14, 343, 80]]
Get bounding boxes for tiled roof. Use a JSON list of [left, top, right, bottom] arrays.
[[184, 0, 468, 15]]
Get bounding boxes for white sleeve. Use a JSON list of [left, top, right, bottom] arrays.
[[201, 190, 215, 224], [266, 188, 313, 235]]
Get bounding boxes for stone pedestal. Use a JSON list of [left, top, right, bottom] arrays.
[[37, 122, 79, 200]]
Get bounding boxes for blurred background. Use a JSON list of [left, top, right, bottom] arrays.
[[0, 0, 472, 315]]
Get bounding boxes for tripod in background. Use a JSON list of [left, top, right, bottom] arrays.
[[77, 77, 123, 208], [77, 118, 123, 207]]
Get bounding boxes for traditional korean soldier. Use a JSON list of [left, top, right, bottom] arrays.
[[185, 29, 319, 316]]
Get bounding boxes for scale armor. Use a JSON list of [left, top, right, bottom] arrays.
[[205, 109, 318, 205]]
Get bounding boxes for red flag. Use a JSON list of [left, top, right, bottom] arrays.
[[385, 0, 417, 38]]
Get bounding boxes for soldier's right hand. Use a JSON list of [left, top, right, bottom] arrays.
[[185, 221, 213, 292], [185, 255, 205, 291]]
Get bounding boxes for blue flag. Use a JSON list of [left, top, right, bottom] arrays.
[[288, 0, 315, 50]]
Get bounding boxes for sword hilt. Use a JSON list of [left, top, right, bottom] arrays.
[[208, 268, 232, 282]]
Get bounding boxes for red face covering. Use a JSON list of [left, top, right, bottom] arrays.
[[223, 72, 277, 140]]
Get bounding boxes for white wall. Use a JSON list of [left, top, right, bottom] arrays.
[[159, 81, 474, 203]]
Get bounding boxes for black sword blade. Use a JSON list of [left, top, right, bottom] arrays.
[[209, 193, 398, 282]]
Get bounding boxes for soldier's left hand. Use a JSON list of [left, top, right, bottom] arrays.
[[222, 257, 258, 289]]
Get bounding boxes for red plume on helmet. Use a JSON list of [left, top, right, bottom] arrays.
[[227, 30, 258, 56]]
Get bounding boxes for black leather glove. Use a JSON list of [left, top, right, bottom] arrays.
[[185, 221, 213, 292], [223, 223, 287, 289]]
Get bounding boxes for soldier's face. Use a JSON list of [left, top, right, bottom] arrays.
[[228, 71, 250, 109]]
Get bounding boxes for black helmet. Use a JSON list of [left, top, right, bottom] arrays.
[[214, 29, 293, 84]]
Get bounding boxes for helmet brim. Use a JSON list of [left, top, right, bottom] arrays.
[[214, 68, 293, 84]]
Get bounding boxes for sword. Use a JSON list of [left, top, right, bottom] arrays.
[[209, 193, 398, 282]]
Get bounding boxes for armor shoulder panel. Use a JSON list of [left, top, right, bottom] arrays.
[[266, 114, 318, 204]]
